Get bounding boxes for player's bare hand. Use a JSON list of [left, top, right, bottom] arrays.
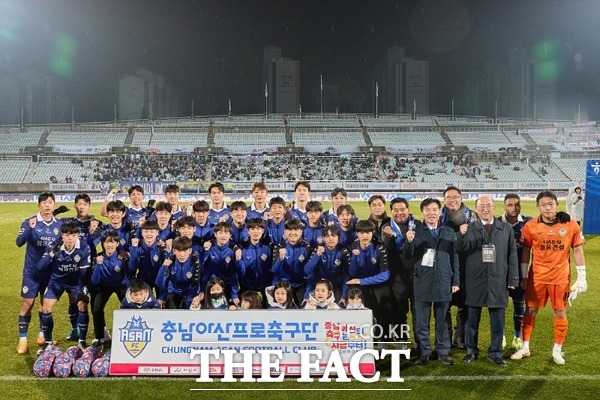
[[96, 255, 104, 264], [163, 259, 173, 267], [352, 249, 360, 256], [451, 285, 460, 293], [316, 246, 325, 256], [346, 278, 360, 285], [278, 248, 286, 260], [232, 298, 240, 306], [118, 251, 129, 260], [520, 278, 527, 290], [131, 238, 139, 247], [204, 241, 212, 250], [219, 215, 229, 223], [158, 299, 165, 309], [28, 217, 37, 228], [165, 239, 173, 253], [235, 249, 242, 261], [89, 220, 99, 233], [406, 230, 415, 243]]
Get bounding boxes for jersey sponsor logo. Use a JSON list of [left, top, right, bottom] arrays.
[[547, 230, 555, 236], [119, 315, 153, 358]]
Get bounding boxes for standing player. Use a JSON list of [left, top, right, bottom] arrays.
[[207, 182, 230, 225], [163, 184, 186, 221], [191, 200, 214, 244], [501, 193, 532, 350], [324, 188, 357, 225], [303, 201, 325, 248], [336, 204, 358, 248], [101, 185, 150, 229], [16, 192, 63, 354], [265, 197, 287, 246], [511, 191, 587, 365], [229, 201, 250, 246], [247, 182, 270, 220], [38, 221, 91, 352], [288, 181, 311, 225]]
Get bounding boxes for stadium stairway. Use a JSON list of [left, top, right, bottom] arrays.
[[23, 161, 38, 183], [38, 129, 50, 146], [362, 127, 373, 146], [124, 127, 135, 146], [438, 128, 453, 146]]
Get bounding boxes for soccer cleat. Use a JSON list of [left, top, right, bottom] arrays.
[[511, 337, 523, 351], [552, 350, 565, 365], [66, 328, 80, 341], [36, 342, 53, 356], [510, 348, 531, 360], [77, 341, 88, 351], [103, 327, 112, 344], [17, 340, 29, 355], [36, 332, 45, 346]]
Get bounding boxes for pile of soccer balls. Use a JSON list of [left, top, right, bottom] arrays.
[[33, 345, 111, 378]]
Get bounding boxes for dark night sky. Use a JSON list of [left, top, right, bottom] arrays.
[[1, 0, 600, 121]]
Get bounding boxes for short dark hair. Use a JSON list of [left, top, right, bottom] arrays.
[[284, 218, 305, 231], [252, 181, 268, 192], [443, 186, 461, 197], [306, 201, 323, 213], [60, 221, 80, 235], [208, 182, 225, 194], [247, 217, 266, 230], [154, 201, 172, 213], [175, 216, 195, 229], [140, 220, 159, 231], [390, 197, 409, 210], [294, 181, 311, 192], [164, 184, 180, 194], [368, 194, 385, 206], [38, 192, 55, 204], [101, 230, 120, 244], [269, 196, 286, 207], [331, 187, 347, 198], [240, 290, 263, 309], [128, 278, 148, 293], [230, 201, 247, 211], [314, 278, 333, 292], [214, 221, 233, 234], [74, 193, 91, 204], [346, 287, 363, 301], [504, 193, 520, 203], [192, 200, 210, 212], [420, 198, 441, 211], [106, 200, 127, 213], [336, 204, 355, 216], [536, 190, 558, 204], [128, 185, 144, 195], [355, 220, 376, 233], [323, 224, 340, 237], [172, 236, 192, 251]]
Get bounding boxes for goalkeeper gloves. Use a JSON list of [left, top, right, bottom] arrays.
[[568, 266, 587, 305]]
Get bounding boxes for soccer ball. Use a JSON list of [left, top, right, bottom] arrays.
[[47, 346, 64, 357], [53, 359, 73, 378], [72, 357, 92, 378], [103, 351, 111, 360], [37, 351, 57, 363], [91, 357, 110, 377], [84, 345, 101, 359], [66, 345, 83, 360], [33, 359, 53, 378]]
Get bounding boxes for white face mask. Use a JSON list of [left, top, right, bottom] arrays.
[[346, 302, 363, 310]]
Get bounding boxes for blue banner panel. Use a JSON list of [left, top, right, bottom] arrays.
[[583, 160, 600, 234]]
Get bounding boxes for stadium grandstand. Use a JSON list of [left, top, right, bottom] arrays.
[[0, 113, 594, 193]]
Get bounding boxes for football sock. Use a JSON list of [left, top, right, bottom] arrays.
[[77, 311, 89, 342], [40, 312, 54, 342], [513, 300, 525, 338], [68, 303, 78, 329], [521, 314, 535, 342], [18, 315, 31, 338], [553, 316, 568, 345]]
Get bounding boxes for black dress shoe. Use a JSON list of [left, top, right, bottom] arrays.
[[463, 353, 478, 364], [414, 355, 429, 365], [488, 356, 507, 367], [429, 351, 439, 360], [439, 354, 454, 365]]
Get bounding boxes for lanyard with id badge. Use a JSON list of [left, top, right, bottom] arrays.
[[482, 223, 496, 263]]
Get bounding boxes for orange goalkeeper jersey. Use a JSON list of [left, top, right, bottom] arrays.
[[521, 218, 585, 285]]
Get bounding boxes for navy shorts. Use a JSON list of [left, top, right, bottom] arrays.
[[21, 273, 50, 299], [43, 279, 82, 301]]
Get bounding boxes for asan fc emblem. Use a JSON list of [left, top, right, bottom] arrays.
[[74, 255, 81, 263], [186, 271, 193, 280], [120, 239, 126, 246], [53, 228, 59, 235], [114, 266, 121, 273], [119, 315, 153, 358], [22, 286, 29, 294], [299, 255, 305, 262], [153, 255, 159, 262], [558, 228, 567, 237], [334, 259, 341, 266], [225, 257, 231, 264], [371, 257, 377, 264], [317, 236, 323, 244], [261, 253, 268, 261]]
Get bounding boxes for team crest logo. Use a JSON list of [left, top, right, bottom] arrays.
[[371, 257, 377, 264], [334, 259, 341, 266], [119, 315, 153, 358], [186, 271, 193, 280], [299, 255, 305, 262], [74, 255, 81, 263], [225, 257, 231, 264], [115, 266, 121, 273], [22, 286, 29, 294], [261, 253, 268, 261], [153, 255, 159, 262], [317, 236, 323, 244], [53, 228, 59, 235], [120, 239, 126, 245], [558, 228, 567, 237]]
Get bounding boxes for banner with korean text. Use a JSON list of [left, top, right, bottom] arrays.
[[110, 309, 375, 376]]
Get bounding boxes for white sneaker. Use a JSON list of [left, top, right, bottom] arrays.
[[510, 348, 531, 360], [553, 349, 565, 365]]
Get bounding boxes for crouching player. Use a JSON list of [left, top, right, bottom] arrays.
[[37, 222, 91, 353]]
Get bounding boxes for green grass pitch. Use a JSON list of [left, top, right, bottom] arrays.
[[0, 200, 598, 399]]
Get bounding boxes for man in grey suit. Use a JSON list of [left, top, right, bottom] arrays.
[[457, 196, 519, 367]]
